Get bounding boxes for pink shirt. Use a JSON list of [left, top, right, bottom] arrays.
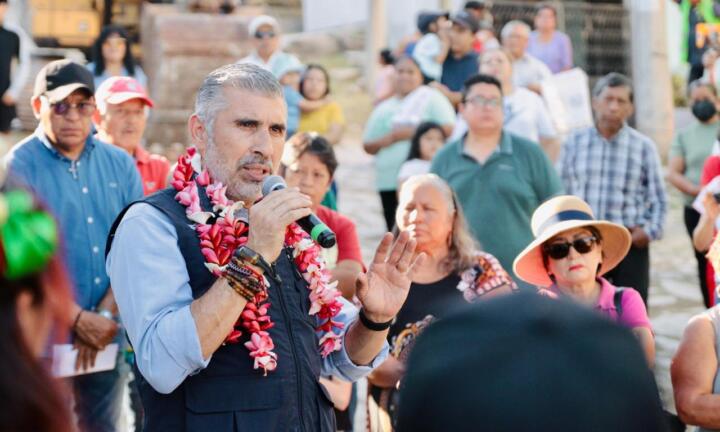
[[543, 277, 652, 330]]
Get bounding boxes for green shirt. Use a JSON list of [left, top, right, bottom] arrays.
[[363, 87, 456, 191], [430, 132, 563, 287], [669, 119, 719, 205]]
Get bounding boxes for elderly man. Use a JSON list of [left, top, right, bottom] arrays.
[[501, 20, 552, 94], [106, 63, 423, 431], [431, 74, 562, 287], [558, 72, 667, 305], [94, 76, 170, 195], [239, 14, 301, 80], [4, 59, 143, 431]]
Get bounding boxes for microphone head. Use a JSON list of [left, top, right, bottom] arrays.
[[262, 175, 286, 197]]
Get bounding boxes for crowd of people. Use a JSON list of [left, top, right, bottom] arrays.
[[3, 0, 720, 431]]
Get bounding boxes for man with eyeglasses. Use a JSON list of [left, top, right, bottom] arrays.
[[430, 73, 562, 288], [238, 14, 302, 80], [94, 76, 170, 195], [4, 59, 143, 432]]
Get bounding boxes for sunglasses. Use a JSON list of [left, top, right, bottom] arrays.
[[255, 30, 276, 39], [49, 101, 96, 117], [543, 236, 597, 260]]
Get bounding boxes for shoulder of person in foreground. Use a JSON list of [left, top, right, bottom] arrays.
[[509, 133, 563, 196]]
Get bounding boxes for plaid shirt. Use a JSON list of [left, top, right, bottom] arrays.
[[557, 125, 667, 240]]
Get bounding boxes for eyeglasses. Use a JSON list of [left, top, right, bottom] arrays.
[[48, 100, 97, 117], [255, 30, 276, 39], [464, 95, 502, 108], [543, 236, 598, 260]]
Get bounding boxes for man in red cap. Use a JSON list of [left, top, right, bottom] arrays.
[[94, 76, 170, 195]]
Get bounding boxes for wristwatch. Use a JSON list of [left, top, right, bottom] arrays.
[[96, 308, 114, 321], [234, 245, 281, 283]]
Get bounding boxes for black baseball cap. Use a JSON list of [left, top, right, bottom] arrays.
[[452, 10, 480, 33], [464, 1, 488, 11], [417, 11, 449, 34], [397, 292, 668, 432], [33, 59, 95, 103]]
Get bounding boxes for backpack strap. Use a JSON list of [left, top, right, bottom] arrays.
[[613, 287, 625, 317]]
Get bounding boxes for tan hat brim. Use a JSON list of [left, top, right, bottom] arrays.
[[513, 220, 632, 287]]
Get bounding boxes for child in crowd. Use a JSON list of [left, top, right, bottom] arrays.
[[412, 11, 450, 82], [277, 58, 305, 137], [397, 121, 446, 187]]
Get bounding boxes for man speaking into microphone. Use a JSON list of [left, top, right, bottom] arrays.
[[106, 63, 424, 431]]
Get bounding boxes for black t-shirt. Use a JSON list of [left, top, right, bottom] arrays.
[[0, 27, 20, 93], [388, 272, 464, 345]]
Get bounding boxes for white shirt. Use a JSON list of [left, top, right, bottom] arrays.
[[413, 33, 443, 81], [449, 87, 557, 143], [512, 53, 553, 89], [397, 159, 431, 184]]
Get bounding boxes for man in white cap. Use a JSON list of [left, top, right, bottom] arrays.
[[94, 76, 170, 195], [239, 14, 301, 80]]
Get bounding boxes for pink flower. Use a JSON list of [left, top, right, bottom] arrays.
[[318, 332, 342, 357]]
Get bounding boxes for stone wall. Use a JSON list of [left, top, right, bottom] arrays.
[[141, 4, 262, 145]]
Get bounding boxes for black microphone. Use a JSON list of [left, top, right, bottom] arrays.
[[262, 175, 337, 248]]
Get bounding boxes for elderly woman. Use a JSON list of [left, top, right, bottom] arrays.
[[367, 174, 516, 431], [363, 56, 456, 231], [513, 195, 655, 366]]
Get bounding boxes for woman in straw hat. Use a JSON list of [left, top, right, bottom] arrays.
[[514, 195, 655, 366]]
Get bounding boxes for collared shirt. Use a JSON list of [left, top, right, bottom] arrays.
[[430, 131, 562, 287], [239, 50, 302, 80], [512, 53, 553, 89], [106, 203, 388, 394], [558, 125, 667, 240], [441, 51, 479, 92], [544, 277, 652, 330], [4, 127, 142, 309], [134, 146, 170, 195]]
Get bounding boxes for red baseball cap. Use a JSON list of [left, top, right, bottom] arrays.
[[95, 76, 154, 111]]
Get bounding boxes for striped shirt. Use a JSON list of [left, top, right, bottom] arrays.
[[557, 125, 667, 240]]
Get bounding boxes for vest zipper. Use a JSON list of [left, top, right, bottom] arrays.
[[276, 246, 306, 431]]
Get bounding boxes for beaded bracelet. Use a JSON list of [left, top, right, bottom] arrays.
[[224, 258, 267, 301]]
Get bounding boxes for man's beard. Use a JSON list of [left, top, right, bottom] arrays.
[[204, 140, 274, 203]]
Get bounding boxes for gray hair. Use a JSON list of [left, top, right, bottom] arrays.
[[688, 78, 717, 98], [500, 20, 531, 40], [592, 72, 634, 103], [194, 62, 283, 139], [399, 174, 479, 273]]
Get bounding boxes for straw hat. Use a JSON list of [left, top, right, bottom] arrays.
[[513, 195, 631, 287]]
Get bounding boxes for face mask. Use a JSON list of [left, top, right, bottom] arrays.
[[692, 99, 717, 122]]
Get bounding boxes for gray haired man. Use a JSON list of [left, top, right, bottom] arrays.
[[557, 72, 667, 306], [106, 63, 424, 431]]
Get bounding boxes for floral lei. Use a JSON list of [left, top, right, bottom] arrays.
[[172, 147, 344, 375]]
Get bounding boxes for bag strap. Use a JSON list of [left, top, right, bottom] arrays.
[[614, 287, 625, 317]]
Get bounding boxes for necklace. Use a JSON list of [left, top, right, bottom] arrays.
[[171, 147, 344, 375]]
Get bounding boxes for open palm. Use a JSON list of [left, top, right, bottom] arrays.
[[356, 232, 425, 323]]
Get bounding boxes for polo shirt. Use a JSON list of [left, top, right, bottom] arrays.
[[669, 119, 719, 205], [544, 277, 652, 330], [135, 146, 170, 195], [441, 51, 479, 92], [4, 127, 143, 309], [430, 131, 562, 286]]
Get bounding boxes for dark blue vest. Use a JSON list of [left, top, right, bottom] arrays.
[[108, 188, 335, 432]]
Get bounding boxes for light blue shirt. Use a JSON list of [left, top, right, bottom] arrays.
[[107, 203, 388, 394], [4, 127, 142, 310], [86, 62, 148, 91]]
